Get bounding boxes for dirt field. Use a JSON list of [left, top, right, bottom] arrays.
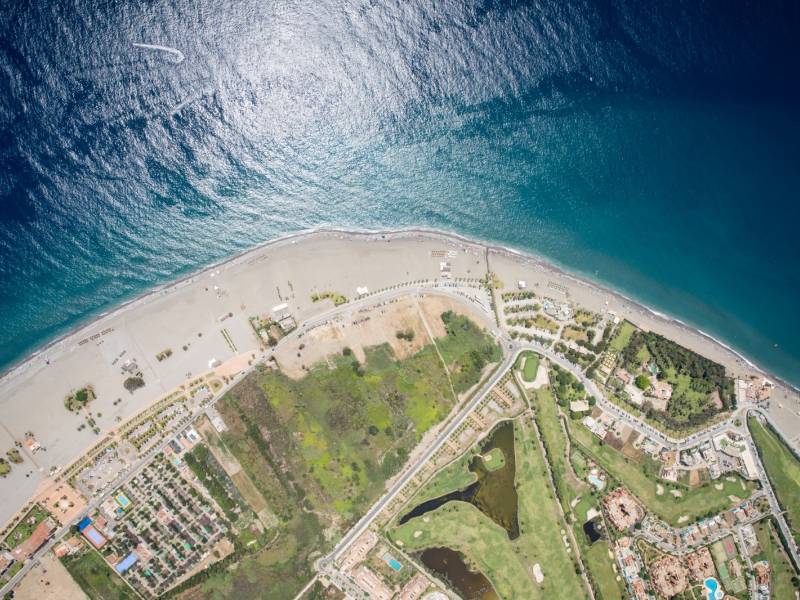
[[621, 440, 643, 461], [15, 553, 88, 600], [196, 415, 242, 475], [196, 415, 277, 528], [274, 294, 486, 378]]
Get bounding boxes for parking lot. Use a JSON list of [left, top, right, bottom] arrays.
[[75, 450, 129, 499]]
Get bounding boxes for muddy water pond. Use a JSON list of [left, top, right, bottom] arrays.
[[416, 546, 500, 600], [398, 420, 519, 539]]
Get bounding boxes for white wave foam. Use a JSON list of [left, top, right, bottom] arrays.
[[132, 43, 185, 63]]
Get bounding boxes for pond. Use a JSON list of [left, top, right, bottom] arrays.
[[398, 421, 519, 539], [583, 518, 603, 545], [416, 546, 500, 600]]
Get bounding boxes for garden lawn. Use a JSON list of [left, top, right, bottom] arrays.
[[63, 550, 138, 600], [570, 422, 755, 527], [609, 321, 636, 353], [533, 314, 559, 334], [4, 505, 49, 549], [750, 417, 800, 537]]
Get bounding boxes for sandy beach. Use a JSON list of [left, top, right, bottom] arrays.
[[1, 227, 797, 526]]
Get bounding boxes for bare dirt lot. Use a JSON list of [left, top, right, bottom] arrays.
[[15, 553, 88, 600], [274, 294, 485, 378]]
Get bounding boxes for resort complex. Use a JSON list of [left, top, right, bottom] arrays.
[[0, 231, 799, 600]]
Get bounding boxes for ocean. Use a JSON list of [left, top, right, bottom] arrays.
[[1, 0, 799, 386]]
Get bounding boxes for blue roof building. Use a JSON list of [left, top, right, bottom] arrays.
[[115, 553, 138, 574]]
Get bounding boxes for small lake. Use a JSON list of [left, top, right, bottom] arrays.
[[583, 518, 603, 545], [416, 546, 500, 600], [398, 421, 519, 539]]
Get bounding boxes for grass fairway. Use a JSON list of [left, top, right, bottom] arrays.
[[753, 519, 799, 598], [407, 457, 478, 506], [391, 417, 586, 600], [584, 542, 625, 600], [530, 388, 583, 510], [749, 417, 800, 537], [529, 387, 625, 600], [515, 351, 540, 383], [391, 503, 538, 598], [570, 421, 755, 526], [63, 549, 138, 600]]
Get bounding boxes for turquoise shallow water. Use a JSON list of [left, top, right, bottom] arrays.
[[0, 0, 799, 386]]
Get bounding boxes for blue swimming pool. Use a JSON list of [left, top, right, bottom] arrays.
[[382, 552, 403, 571], [704, 577, 723, 600], [588, 474, 605, 490]]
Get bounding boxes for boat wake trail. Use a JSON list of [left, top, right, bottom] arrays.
[[132, 43, 185, 63]]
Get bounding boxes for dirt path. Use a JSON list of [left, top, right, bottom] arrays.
[[414, 297, 458, 403]]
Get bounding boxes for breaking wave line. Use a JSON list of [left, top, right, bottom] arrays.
[[132, 43, 185, 63]]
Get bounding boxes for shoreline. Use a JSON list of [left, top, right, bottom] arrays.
[[3, 225, 798, 397]]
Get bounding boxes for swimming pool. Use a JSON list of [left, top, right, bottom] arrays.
[[588, 474, 605, 489], [588, 468, 605, 490], [704, 577, 723, 600], [115, 492, 131, 508], [383, 552, 403, 571]]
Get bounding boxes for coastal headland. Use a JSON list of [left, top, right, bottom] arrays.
[[1, 228, 798, 532]]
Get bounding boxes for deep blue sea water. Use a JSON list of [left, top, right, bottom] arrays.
[[1, 0, 799, 386]]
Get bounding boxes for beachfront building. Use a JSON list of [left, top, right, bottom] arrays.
[[650, 556, 687, 598], [713, 432, 759, 479], [602, 488, 644, 531], [10, 518, 55, 562]]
